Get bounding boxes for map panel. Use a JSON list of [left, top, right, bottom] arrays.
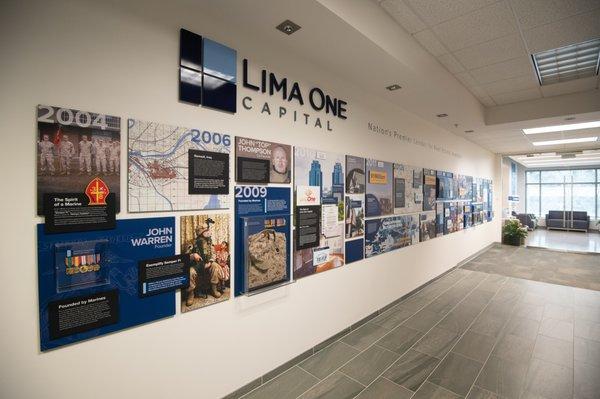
[[128, 119, 231, 212]]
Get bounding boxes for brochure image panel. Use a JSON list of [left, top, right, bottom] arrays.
[[444, 202, 455, 234], [420, 211, 436, 242], [456, 203, 464, 231], [393, 164, 423, 215], [474, 178, 484, 203], [423, 169, 437, 211], [464, 204, 473, 229], [294, 146, 345, 208], [436, 203, 445, 237], [365, 158, 393, 217], [345, 239, 364, 264], [180, 214, 230, 312], [235, 136, 291, 184], [128, 119, 231, 212], [234, 186, 291, 296], [457, 175, 473, 201], [346, 155, 365, 194], [37, 217, 176, 351], [293, 222, 344, 279], [345, 194, 365, 239], [365, 215, 419, 258], [37, 105, 121, 216], [437, 171, 454, 200]]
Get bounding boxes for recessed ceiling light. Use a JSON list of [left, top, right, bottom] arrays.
[[532, 137, 598, 146], [276, 20, 301, 35], [436, 113, 448, 118], [565, 117, 576, 121], [464, 130, 474, 133], [531, 38, 600, 86], [523, 121, 600, 134], [386, 84, 401, 91]]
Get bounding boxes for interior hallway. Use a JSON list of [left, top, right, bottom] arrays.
[[225, 246, 600, 399]]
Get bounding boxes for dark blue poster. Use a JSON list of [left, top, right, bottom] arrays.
[[345, 239, 364, 264], [38, 217, 176, 351], [234, 186, 291, 296]]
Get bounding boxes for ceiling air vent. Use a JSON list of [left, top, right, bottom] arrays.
[[531, 38, 600, 86]]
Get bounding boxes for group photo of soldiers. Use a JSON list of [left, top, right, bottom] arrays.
[[37, 127, 120, 177], [36, 122, 121, 215]]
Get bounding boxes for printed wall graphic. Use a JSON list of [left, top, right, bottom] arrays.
[[456, 204, 464, 231], [345, 194, 365, 239], [234, 186, 291, 296], [436, 203, 445, 237], [457, 175, 473, 201], [365, 215, 419, 258], [346, 155, 365, 194], [365, 159, 393, 217], [345, 239, 364, 264], [437, 171, 454, 200], [393, 164, 423, 215], [235, 137, 291, 184], [37, 217, 176, 351], [128, 119, 231, 212], [423, 169, 437, 212], [463, 204, 473, 229], [37, 105, 121, 216], [180, 214, 230, 312], [297, 186, 321, 206], [419, 211, 436, 241], [294, 147, 345, 208], [294, 147, 345, 279]]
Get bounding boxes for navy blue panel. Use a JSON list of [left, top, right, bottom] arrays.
[[38, 217, 176, 351], [203, 38, 237, 83], [180, 29, 202, 72], [345, 239, 364, 264], [202, 75, 236, 113], [179, 68, 202, 105]]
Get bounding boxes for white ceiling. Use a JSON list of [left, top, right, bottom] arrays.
[[377, 0, 600, 107], [510, 149, 600, 168]]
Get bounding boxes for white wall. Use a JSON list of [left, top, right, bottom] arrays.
[[0, 1, 501, 398]]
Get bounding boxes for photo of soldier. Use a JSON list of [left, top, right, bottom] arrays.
[[38, 134, 56, 175], [180, 214, 230, 312], [36, 105, 121, 215]]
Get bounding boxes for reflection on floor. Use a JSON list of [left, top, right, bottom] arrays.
[[526, 228, 600, 253], [463, 244, 600, 291], [226, 248, 600, 399]]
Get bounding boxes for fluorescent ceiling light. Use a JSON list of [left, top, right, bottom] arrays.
[[532, 137, 598, 146], [532, 38, 600, 85], [523, 121, 600, 134]]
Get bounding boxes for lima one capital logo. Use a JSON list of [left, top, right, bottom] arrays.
[[179, 28, 237, 113]]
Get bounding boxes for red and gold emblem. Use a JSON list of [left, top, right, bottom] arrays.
[[85, 177, 109, 205]]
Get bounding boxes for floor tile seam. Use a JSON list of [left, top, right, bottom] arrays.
[[337, 370, 367, 388], [355, 275, 492, 396]]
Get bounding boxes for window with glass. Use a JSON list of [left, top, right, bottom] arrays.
[[525, 168, 598, 219]]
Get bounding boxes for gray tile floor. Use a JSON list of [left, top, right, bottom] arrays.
[[228, 263, 600, 399]]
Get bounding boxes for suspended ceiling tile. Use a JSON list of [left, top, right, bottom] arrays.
[[413, 29, 448, 57], [540, 76, 599, 97], [405, 0, 498, 27], [432, 2, 519, 52], [452, 34, 527, 70], [523, 8, 600, 53], [437, 53, 465, 73], [469, 56, 533, 84], [454, 71, 479, 87], [481, 74, 539, 96], [380, 0, 427, 34], [509, 0, 600, 30], [491, 87, 542, 105]]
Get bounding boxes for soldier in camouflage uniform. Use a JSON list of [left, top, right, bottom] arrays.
[[185, 218, 225, 306]]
